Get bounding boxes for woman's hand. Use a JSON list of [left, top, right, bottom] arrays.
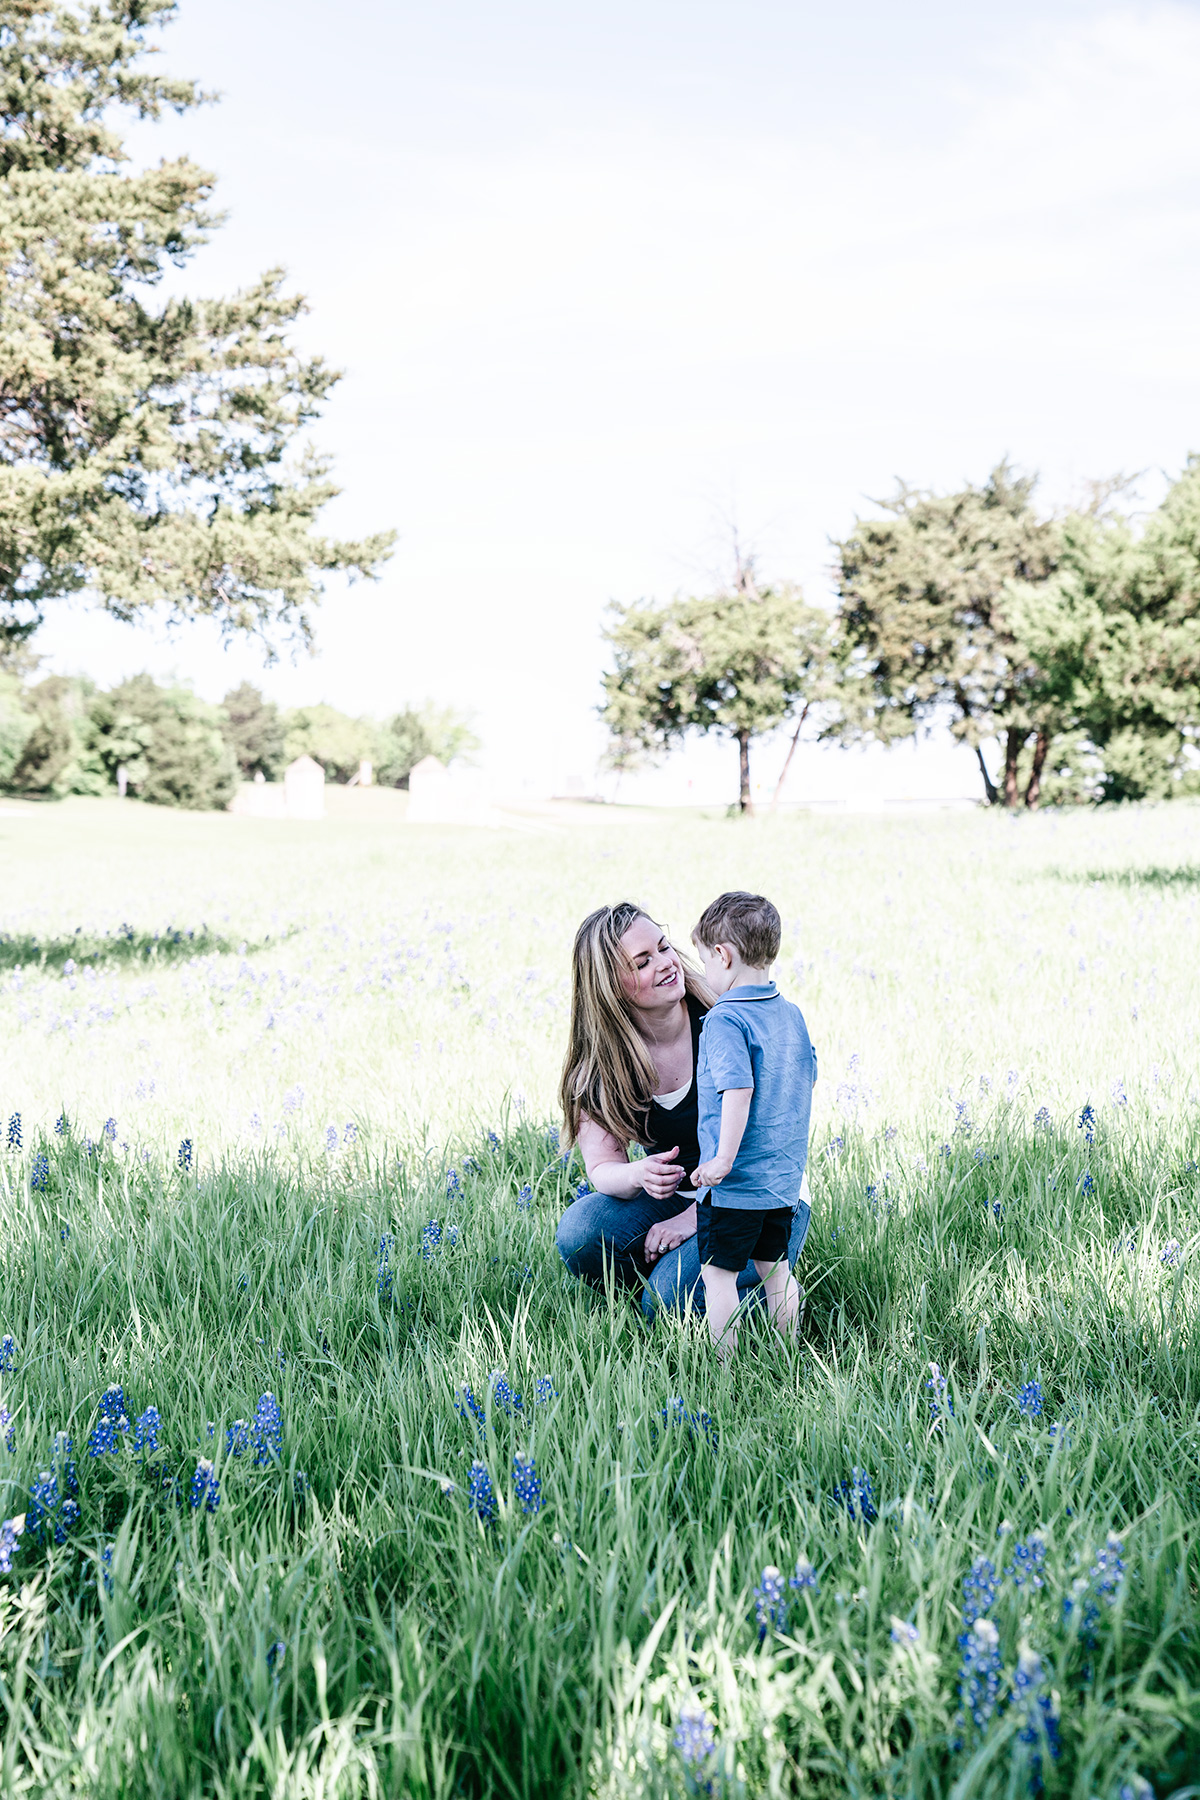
[[639, 1147, 685, 1200], [644, 1201, 697, 1263]]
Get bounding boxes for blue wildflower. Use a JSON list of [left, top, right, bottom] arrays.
[[1033, 1107, 1051, 1130], [177, 1138, 193, 1173], [0, 1407, 13, 1453], [1007, 1533, 1047, 1590], [486, 1130, 501, 1150], [1091, 1532, 1126, 1602], [250, 1393, 283, 1465], [468, 1458, 496, 1524], [659, 1396, 718, 1449], [456, 1386, 486, 1433], [1017, 1380, 1044, 1419], [190, 1458, 219, 1512], [0, 1515, 22, 1573], [831, 1468, 877, 1524], [753, 1564, 788, 1640], [419, 1219, 442, 1259], [673, 1707, 715, 1769], [790, 1555, 819, 1592], [6, 1114, 20, 1151], [958, 1618, 1002, 1733], [574, 1178, 591, 1198], [962, 1557, 1000, 1626], [132, 1405, 160, 1457], [490, 1372, 523, 1416], [377, 1232, 394, 1302], [891, 1618, 920, 1645], [100, 1543, 113, 1595], [26, 1469, 58, 1542], [30, 1152, 48, 1192], [54, 1113, 69, 1137], [516, 1183, 532, 1211], [324, 1124, 338, 1153], [1079, 1169, 1095, 1195], [926, 1361, 952, 1418], [446, 1167, 460, 1195], [267, 1640, 285, 1674], [1161, 1238, 1181, 1267], [103, 1118, 117, 1142], [88, 1386, 130, 1456], [343, 1121, 358, 1144], [0, 1335, 14, 1373], [1013, 1643, 1061, 1777], [225, 1419, 250, 1457], [1078, 1103, 1096, 1145], [534, 1377, 557, 1404], [512, 1451, 543, 1515]]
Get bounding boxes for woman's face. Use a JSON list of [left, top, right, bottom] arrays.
[[618, 915, 684, 1013]]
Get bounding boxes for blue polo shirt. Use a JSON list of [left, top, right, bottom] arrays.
[[696, 982, 817, 1211]]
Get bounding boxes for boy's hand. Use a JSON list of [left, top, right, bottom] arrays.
[[691, 1156, 733, 1189]]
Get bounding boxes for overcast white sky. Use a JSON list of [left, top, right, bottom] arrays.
[[35, 0, 1200, 803]]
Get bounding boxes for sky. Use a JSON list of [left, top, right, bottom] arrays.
[[35, 0, 1200, 805]]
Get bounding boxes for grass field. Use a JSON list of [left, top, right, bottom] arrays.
[[0, 795, 1198, 1797]]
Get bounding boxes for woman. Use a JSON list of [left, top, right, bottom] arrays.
[[555, 901, 810, 1319]]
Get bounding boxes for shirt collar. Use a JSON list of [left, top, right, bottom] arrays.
[[718, 981, 778, 1002]]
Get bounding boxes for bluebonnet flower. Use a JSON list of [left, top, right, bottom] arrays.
[[30, 1152, 49, 1192], [831, 1468, 877, 1524], [962, 1557, 999, 1626], [1007, 1533, 1047, 1590], [1033, 1106, 1051, 1130], [456, 1386, 486, 1433], [54, 1113, 69, 1137], [446, 1167, 460, 1196], [939, 1142, 951, 1158], [463, 1157, 480, 1177], [468, 1459, 496, 1524], [445, 1223, 460, 1247], [0, 1335, 15, 1373], [420, 1219, 442, 1259], [324, 1125, 339, 1153], [673, 1707, 715, 1769], [1120, 1780, 1153, 1800], [790, 1555, 819, 1592], [177, 1139, 193, 1173], [103, 1118, 117, 1142], [132, 1406, 160, 1457], [534, 1377, 557, 1405], [100, 1542, 113, 1595], [251, 1393, 283, 1465], [890, 1618, 919, 1645], [282, 1086, 304, 1117], [1013, 1643, 1061, 1776], [1062, 1576, 1099, 1641], [343, 1122, 358, 1144], [6, 1114, 20, 1151], [926, 1362, 952, 1418], [1161, 1239, 1181, 1268], [753, 1565, 788, 1639], [486, 1130, 501, 1150], [824, 1136, 844, 1159], [1017, 1380, 1044, 1419], [226, 1419, 250, 1457], [60, 1224, 69, 1243], [1091, 1532, 1126, 1602], [1111, 1079, 1128, 1107], [574, 1178, 591, 1198], [659, 1397, 718, 1449], [1078, 1103, 1096, 1145], [1079, 1169, 1095, 1194], [249, 1111, 263, 1135], [266, 1640, 285, 1674], [958, 1618, 1003, 1732], [377, 1233, 394, 1302], [88, 1386, 130, 1455], [490, 1372, 523, 1416], [512, 1451, 543, 1515], [991, 1199, 1004, 1223], [54, 1431, 77, 1498], [190, 1458, 219, 1511], [26, 1469, 58, 1542], [954, 1099, 973, 1135], [0, 1407, 13, 1454], [545, 1126, 560, 1153], [516, 1183, 532, 1212], [0, 1515, 22, 1573]]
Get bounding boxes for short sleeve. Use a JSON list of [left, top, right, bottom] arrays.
[[701, 1012, 754, 1092]]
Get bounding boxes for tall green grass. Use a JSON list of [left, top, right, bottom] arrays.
[[1, 796, 1199, 1794]]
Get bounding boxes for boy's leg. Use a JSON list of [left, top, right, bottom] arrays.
[[700, 1263, 743, 1356], [752, 1256, 801, 1337]]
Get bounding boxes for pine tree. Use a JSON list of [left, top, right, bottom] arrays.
[[0, 1, 393, 654]]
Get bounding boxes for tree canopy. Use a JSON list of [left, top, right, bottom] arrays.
[[600, 563, 833, 812], [0, 0, 393, 654]]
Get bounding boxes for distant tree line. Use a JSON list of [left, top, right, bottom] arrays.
[[602, 459, 1200, 810], [0, 667, 478, 809]]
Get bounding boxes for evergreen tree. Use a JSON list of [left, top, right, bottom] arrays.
[[832, 465, 1063, 807], [376, 701, 480, 787], [221, 681, 284, 780], [601, 563, 832, 813], [0, 1, 393, 655]]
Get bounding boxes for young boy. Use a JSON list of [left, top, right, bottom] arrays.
[[689, 891, 817, 1354]]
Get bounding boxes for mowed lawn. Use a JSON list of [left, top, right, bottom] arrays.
[[0, 794, 1198, 1798]]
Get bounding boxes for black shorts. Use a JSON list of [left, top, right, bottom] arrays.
[[696, 1197, 794, 1272]]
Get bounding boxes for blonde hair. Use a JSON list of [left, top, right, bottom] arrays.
[[559, 902, 712, 1149]]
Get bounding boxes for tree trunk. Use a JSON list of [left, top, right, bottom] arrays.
[[737, 731, 753, 813], [770, 703, 810, 810], [1024, 728, 1049, 809], [974, 745, 999, 806], [1003, 727, 1024, 809]]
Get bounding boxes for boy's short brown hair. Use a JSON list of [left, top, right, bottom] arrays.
[[692, 891, 781, 968]]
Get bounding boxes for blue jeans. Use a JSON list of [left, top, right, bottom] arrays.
[[555, 1189, 811, 1323]]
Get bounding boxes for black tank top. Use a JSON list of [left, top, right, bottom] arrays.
[[643, 993, 705, 1179]]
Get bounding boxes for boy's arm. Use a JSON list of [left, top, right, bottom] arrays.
[[691, 1088, 752, 1189]]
